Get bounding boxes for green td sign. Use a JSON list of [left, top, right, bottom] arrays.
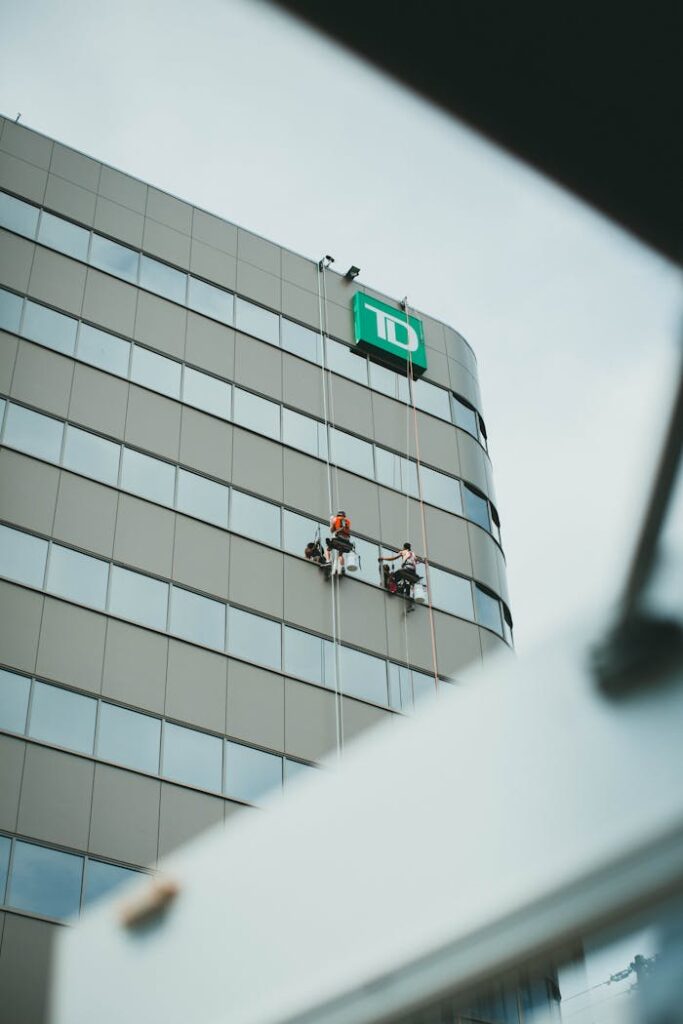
[[352, 293, 427, 378]]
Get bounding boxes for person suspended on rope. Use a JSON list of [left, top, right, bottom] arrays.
[[304, 538, 326, 566], [378, 543, 423, 597], [325, 510, 352, 574]]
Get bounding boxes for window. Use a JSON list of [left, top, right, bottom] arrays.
[[329, 427, 374, 478], [228, 607, 281, 671], [282, 510, 323, 558], [326, 338, 368, 385], [0, 668, 31, 733], [421, 466, 462, 515], [387, 662, 414, 711], [77, 323, 130, 377], [120, 448, 175, 506], [8, 841, 83, 920], [350, 535, 381, 586], [475, 585, 503, 635], [463, 485, 491, 531], [340, 646, 388, 705], [375, 447, 418, 496], [429, 567, 475, 620], [162, 721, 223, 792], [139, 255, 187, 304], [83, 860, 140, 907], [182, 366, 231, 420], [90, 234, 139, 283], [225, 741, 282, 803], [28, 681, 96, 755], [0, 835, 10, 903], [108, 565, 169, 631], [62, 425, 121, 486], [230, 489, 281, 547], [96, 702, 161, 774], [281, 318, 321, 363], [413, 379, 452, 420], [451, 395, 478, 438], [233, 387, 281, 440], [284, 758, 317, 786], [4, 402, 64, 463], [283, 626, 325, 685], [369, 361, 400, 400], [187, 277, 234, 325], [131, 346, 181, 399], [22, 300, 78, 356], [235, 298, 280, 347], [46, 545, 109, 609], [0, 524, 48, 588], [282, 407, 326, 459], [0, 191, 38, 238], [412, 669, 438, 705], [176, 469, 229, 528], [37, 211, 90, 261], [169, 586, 226, 649], [0, 287, 22, 333]]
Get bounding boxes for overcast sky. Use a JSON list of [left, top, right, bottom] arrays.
[[1, 0, 680, 651]]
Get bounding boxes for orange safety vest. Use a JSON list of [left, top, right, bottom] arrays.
[[331, 515, 351, 536]]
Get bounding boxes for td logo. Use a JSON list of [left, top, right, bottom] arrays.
[[352, 293, 427, 377]]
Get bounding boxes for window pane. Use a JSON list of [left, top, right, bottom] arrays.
[[0, 524, 48, 588], [230, 490, 280, 546], [109, 565, 169, 631], [0, 287, 23, 333], [282, 407, 321, 458], [340, 646, 387, 705], [37, 211, 90, 261], [120, 448, 175, 506], [29, 681, 96, 754], [284, 758, 317, 786], [63, 425, 120, 486], [0, 835, 10, 903], [235, 298, 279, 346], [46, 545, 109, 608], [329, 428, 374, 478], [131, 346, 181, 399], [475, 586, 503, 635], [225, 741, 282, 803], [187, 277, 233, 325], [421, 466, 462, 514], [169, 586, 225, 648], [326, 339, 368, 385], [283, 626, 324, 685], [22, 300, 77, 356], [4, 403, 63, 463], [452, 395, 478, 437], [463, 485, 491, 531], [375, 447, 418, 496], [139, 255, 187, 304], [228, 607, 281, 670], [369, 361, 399, 399], [77, 323, 130, 377], [233, 388, 281, 440], [281, 318, 321, 363], [429, 567, 475, 620], [0, 191, 38, 237], [387, 663, 414, 711], [90, 234, 139, 282], [162, 721, 222, 791], [282, 510, 323, 558], [182, 366, 231, 419], [350, 535, 380, 586], [176, 469, 229, 528], [413, 669, 438, 705], [83, 860, 140, 907], [413, 379, 451, 420], [0, 668, 31, 733], [97, 702, 161, 774], [9, 841, 83, 919]]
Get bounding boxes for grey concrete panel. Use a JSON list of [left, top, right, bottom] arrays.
[[114, 493, 175, 578], [226, 660, 285, 750], [0, 150, 47, 204], [284, 678, 337, 762], [323, 273, 356, 309], [432, 612, 483, 676], [0, 331, 18, 393], [82, 267, 138, 337], [237, 228, 281, 276], [341, 697, 392, 746], [0, 735, 25, 832], [172, 515, 230, 600], [385, 597, 436, 675], [335, 470, 381, 541], [0, 450, 60, 537], [146, 188, 192, 234], [448, 358, 482, 411], [165, 640, 227, 733], [282, 449, 328, 521], [98, 165, 147, 214], [50, 142, 100, 192], [281, 280, 320, 327], [158, 783, 224, 858], [421, 347, 450, 389], [11, 341, 74, 418], [0, 229, 34, 293], [328, 375, 373, 438], [281, 250, 318, 294], [44, 174, 96, 225], [28, 246, 86, 316], [496, 547, 510, 606], [0, 914, 55, 1024], [142, 218, 191, 269], [283, 555, 332, 638], [282, 351, 325, 419], [416, 413, 461, 477], [124, 386, 181, 461], [378, 487, 423, 551], [236, 260, 281, 310], [134, 290, 186, 360], [231, 429, 283, 503], [0, 582, 43, 673], [467, 524, 502, 595], [189, 239, 236, 290], [89, 764, 160, 867], [234, 333, 282, 400], [228, 536, 283, 618], [457, 431, 490, 495], [53, 472, 118, 558], [337, 580, 388, 656], [371, 392, 413, 456], [101, 618, 168, 714], [192, 208, 237, 255], [422, 505, 473, 577], [485, 455, 497, 507], [422, 316, 447, 355], [94, 195, 144, 248], [185, 313, 235, 380], [0, 121, 53, 169], [480, 630, 510, 660], [324, 300, 354, 345], [444, 326, 478, 377], [68, 363, 128, 438], [37, 599, 107, 695], [18, 745, 94, 849], [179, 407, 232, 482]]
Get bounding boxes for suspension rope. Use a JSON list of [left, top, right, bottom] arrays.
[[401, 318, 415, 708]]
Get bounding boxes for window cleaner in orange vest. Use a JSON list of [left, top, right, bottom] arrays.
[[325, 511, 352, 576]]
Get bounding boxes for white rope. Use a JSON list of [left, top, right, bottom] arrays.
[[401, 303, 415, 709]]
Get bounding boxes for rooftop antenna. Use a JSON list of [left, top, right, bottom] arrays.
[[318, 255, 334, 270], [14, 113, 21, 123]]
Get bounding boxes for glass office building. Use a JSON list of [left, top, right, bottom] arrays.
[[0, 119, 512, 1022]]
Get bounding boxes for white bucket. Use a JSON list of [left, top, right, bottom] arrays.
[[413, 582, 427, 604], [345, 550, 359, 573]]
